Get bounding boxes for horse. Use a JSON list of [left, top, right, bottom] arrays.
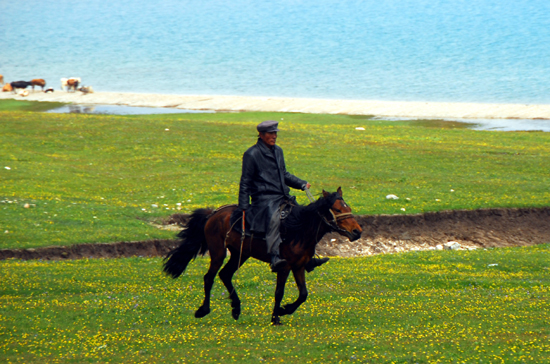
[[163, 187, 363, 325]]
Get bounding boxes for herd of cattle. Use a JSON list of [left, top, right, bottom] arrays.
[[1, 74, 94, 95]]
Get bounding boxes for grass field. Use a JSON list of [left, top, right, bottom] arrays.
[[1, 101, 549, 363], [1, 245, 549, 363], [2, 101, 550, 249]]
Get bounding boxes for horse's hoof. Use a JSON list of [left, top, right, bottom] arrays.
[[271, 317, 282, 326], [231, 307, 241, 320], [194, 306, 210, 318], [231, 301, 241, 320]]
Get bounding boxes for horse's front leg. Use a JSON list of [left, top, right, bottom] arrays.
[[271, 269, 290, 325], [279, 267, 308, 316]]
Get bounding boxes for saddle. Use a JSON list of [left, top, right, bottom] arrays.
[[229, 203, 295, 240]]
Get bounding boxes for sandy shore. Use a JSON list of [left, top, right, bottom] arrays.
[[2, 91, 550, 120]]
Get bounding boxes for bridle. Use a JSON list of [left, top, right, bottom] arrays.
[[305, 188, 355, 237], [329, 208, 354, 223], [319, 198, 354, 234]]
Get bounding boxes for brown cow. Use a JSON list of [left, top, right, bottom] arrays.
[[2, 83, 13, 92], [31, 79, 46, 92], [0, 74, 4, 85], [66, 78, 79, 92]]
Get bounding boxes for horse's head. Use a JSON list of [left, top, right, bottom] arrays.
[[321, 187, 362, 241]]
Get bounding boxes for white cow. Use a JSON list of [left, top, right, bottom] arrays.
[[60, 77, 82, 92]]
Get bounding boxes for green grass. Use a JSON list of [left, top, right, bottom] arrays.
[[0, 99, 66, 112], [1, 245, 549, 363], [1, 102, 550, 249]]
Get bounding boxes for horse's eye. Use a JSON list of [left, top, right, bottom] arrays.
[[334, 208, 341, 213]]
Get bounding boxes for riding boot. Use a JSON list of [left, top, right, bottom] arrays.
[[270, 254, 287, 273], [305, 257, 330, 273]]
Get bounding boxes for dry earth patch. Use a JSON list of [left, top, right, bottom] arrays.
[[1, 207, 549, 261]]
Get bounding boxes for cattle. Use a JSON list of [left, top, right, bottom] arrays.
[[0, 74, 4, 85], [2, 83, 13, 92], [31, 79, 46, 92], [60, 77, 81, 92], [78, 85, 94, 94], [10, 81, 32, 93], [67, 79, 79, 92]]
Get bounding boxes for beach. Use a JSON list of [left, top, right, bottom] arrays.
[[2, 91, 550, 120]]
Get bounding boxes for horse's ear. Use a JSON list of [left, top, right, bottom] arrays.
[[322, 190, 329, 198], [337, 187, 343, 196]]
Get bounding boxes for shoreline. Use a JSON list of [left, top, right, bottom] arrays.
[[2, 91, 550, 120]]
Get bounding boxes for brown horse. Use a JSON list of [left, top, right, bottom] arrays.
[[163, 187, 362, 325]]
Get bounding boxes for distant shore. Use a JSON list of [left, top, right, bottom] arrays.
[[2, 91, 550, 120]]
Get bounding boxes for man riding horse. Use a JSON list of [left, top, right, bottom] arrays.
[[237, 120, 329, 273]]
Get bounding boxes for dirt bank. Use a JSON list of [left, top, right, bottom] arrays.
[[1, 207, 549, 261]]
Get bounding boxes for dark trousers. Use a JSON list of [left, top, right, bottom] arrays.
[[266, 207, 282, 255]]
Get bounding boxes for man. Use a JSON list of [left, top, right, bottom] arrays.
[[238, 120, 329, 273]]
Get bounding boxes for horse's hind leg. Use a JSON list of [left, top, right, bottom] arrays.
[[219, 249, 249, 320], [195, 252, 226, 318]]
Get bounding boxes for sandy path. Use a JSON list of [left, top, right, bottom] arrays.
[[2, 91, 550, 120]]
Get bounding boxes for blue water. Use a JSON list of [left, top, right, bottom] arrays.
[[44, 104, 215, 115], [2, 0, 550, 104]]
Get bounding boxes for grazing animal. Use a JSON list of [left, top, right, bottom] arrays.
[[66, 79, 79, 92], [78, 85, 94, 94], [10, 81, 32, 93], [2, 83, 13, 92], [163, 187, 362, 325], [30, 79, 46, 92], [45, 87, 54, 93], [60, 77, 81, 92], [0, 74, 4, 85]]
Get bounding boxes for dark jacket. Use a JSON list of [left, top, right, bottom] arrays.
[[238, 138, 307, 233]]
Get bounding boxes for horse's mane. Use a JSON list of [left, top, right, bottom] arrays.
[[281, 192, 340, 245]]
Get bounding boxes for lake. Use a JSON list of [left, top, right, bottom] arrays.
[[2, 0, 550, 104]]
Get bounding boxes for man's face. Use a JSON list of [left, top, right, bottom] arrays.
[[259, 131, 277, 147]]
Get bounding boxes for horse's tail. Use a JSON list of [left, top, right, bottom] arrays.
[[163, 208, 213, 279]]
